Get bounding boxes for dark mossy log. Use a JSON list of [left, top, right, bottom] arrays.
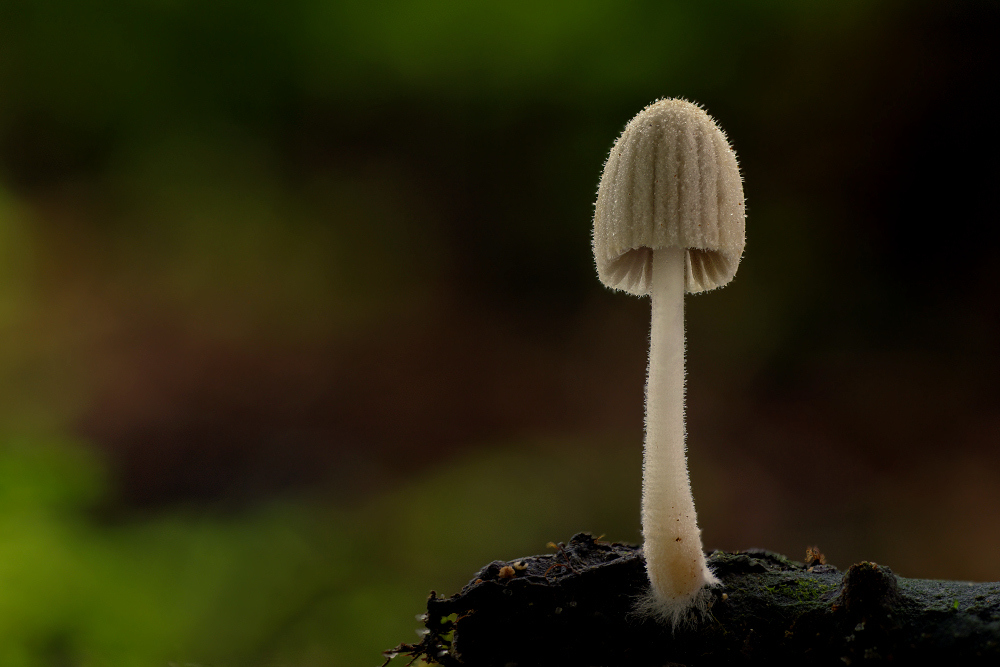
[[385, 533, 1000, 666]]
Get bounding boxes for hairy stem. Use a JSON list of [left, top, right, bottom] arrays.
[[641, 246, 717, 625]]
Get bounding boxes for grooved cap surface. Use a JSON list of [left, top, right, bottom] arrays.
[[593, 99, 745, 295]]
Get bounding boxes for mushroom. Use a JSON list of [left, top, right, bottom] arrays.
[[592, 98, 745, 627]]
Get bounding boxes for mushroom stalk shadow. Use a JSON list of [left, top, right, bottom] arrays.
[[641, 246, 719, 624]]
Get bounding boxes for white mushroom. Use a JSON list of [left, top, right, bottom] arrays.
[[592, 98, 745, 627]]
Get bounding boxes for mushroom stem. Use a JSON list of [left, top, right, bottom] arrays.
[[642, 246, 719, 624]]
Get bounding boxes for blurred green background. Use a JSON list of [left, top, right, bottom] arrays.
[[0, 0, 998, 664]]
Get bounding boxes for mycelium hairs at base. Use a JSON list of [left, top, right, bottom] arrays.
[[632, 573, 722, 631]]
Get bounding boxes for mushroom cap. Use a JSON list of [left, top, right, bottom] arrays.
[[593, 99, 745, 295]]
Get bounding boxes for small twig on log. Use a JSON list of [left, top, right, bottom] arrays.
[[543, 540, 580, 579]]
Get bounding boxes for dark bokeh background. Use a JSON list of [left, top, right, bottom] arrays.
[[0, 1, 997, 664]]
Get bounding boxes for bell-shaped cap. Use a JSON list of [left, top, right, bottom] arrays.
[[593, 99, 745, 295]]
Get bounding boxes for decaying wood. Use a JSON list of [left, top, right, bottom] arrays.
[[385, 533, 1000, 666]]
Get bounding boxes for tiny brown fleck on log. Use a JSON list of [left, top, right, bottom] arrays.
[[805, 546, 826, 566]]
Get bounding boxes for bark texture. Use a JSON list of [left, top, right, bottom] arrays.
[[385, 533, 1000, 666]]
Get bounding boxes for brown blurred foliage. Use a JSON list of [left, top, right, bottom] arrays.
[[0, 0, 997, 581]]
